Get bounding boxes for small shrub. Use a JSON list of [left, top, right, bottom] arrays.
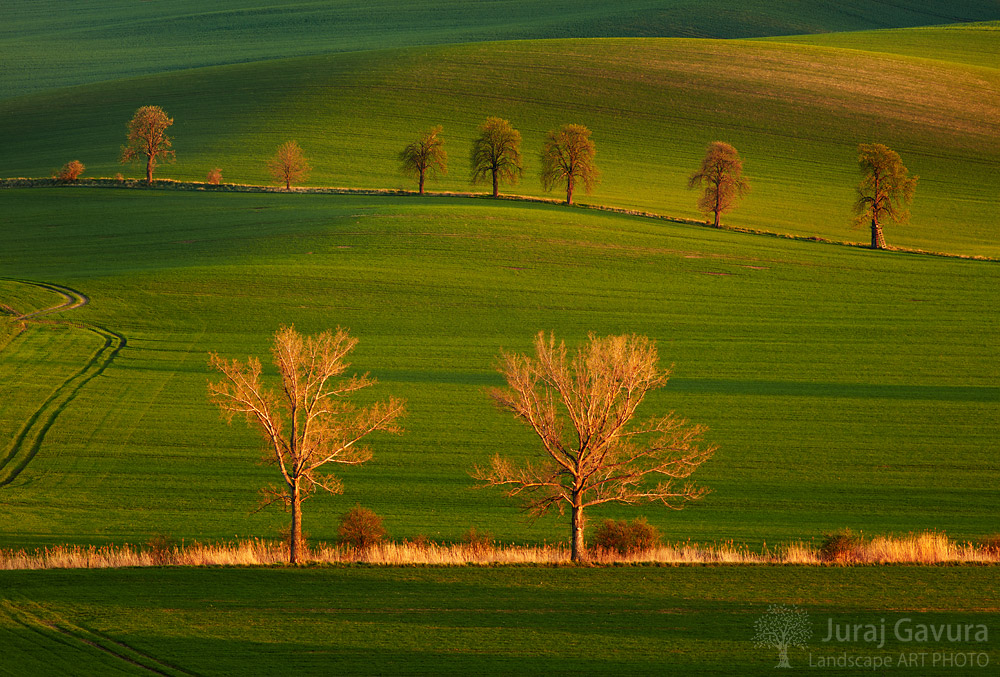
[[114, 173, 125, 182], [145, 532, 176, 565], [206, 168, 223, 185], [337, 504, 387, 550], [407, 533, 433, 550], [979, 534, 1000, 557], [54, 160, 85, 182], [591, 517, 661, 556], [820, 528, 862, 563], [460, 526, 493, 555]]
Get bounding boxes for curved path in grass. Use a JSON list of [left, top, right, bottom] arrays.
[[0, 280, 126, 487]]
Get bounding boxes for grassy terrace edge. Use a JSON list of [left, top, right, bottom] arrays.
[[4, 178, 995, 263]]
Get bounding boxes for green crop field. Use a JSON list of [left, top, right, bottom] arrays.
[[5, 1, 998, 99], [0, 566, 997, 675], [1, 189, 997, 551], [2, 2, 998, 673], [3, 32, 998, 256], [764, 20, 1000, 70]]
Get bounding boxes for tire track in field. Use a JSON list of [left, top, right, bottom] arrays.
[[1, 598, 198, 676], [0, 279, 126, 487]]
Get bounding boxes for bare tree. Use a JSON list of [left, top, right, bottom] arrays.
[[853, 143, 918, 250], [120, 105, 175, 184], [473, 331, 716, 562], [471, 117, 523, 198], [687, 141, 749, 228], [208, 326, 405, 564], [399, 126, 447, 195], [268, 140, 312, 191], [540, 124, 599, 205]]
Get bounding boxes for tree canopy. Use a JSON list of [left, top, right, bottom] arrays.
[[471, 117, 524, 198], [267, 140, 311, 190], [120, 105, 175, 184], [853, 143, 918, 250], [540, 124, 599, 205], [687, 141, 749, 227], [400, 126, 447, 195]]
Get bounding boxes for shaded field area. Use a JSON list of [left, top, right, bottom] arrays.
[[3, 33, 998, 255], [5, 0, 999, 99], [0, 566, 996, 675], [0, 189, 997, 550]]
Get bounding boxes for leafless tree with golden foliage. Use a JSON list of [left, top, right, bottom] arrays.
[[853, 143, 918, 250], [471, 117, 523, 198], [540, 124, 599, 205], [268, 140, 312, 191], [120, 105, 175, 184], [399, 125, 447, 195], [208, 326, 405, 564], [687, 141, 749, 228], [473, 332, 716, 562]]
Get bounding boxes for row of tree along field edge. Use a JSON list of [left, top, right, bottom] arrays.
[[3, 38, 995, 256], [44, 104, 918, 251]]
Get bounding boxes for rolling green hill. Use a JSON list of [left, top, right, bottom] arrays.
[[2, 8, 997, 675], [3, 37, 997, 256], [4, 1, 999, 99], [1, 189, 997, 550], [763, 20, 1000, 69]]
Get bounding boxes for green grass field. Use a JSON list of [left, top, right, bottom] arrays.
[[3, 33, 997, 256], [0, 566, 996, 675], [764, 21, 1000, 69], [1, 188, 997, 551], [2, 5, 998, 673], [5, 1, 998, 99]]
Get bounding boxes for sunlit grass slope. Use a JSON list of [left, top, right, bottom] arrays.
[[3, 38, 998, 255], [5, 0, 999, 99], [1, 189, 997, 550], [763, 20, 1000, 69]]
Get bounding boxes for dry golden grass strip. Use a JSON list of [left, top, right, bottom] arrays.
[[1, 532, 997, 570]]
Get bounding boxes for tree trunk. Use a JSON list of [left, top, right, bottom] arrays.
[[492, 169, 499, 198], [419, 171, 425, 195], [146, 156, 154, 185], [713, 183, 721, 227], [570, 497, 586, 562], [566, 177, 574, 206], [289, 482, 303, 564], [776, 644, 791, 668], [285, 176, 291, 191], [870, 218, 885, 250]]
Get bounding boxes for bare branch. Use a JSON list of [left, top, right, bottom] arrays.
[[474, 332, 716, 561], [208, 325, 405, 563]]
